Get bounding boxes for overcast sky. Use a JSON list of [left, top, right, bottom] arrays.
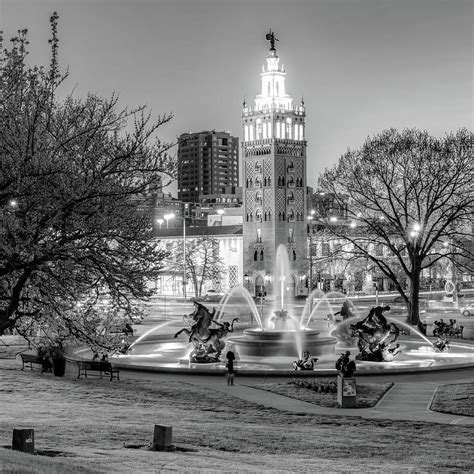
[[2, 0, 472, 192]]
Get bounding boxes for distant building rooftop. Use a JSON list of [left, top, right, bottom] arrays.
[[154, 225, 243, 238]]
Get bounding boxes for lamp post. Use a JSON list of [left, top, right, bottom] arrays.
[[164, 212, 175, 228], [307, 210, 315, 293], [156, 218, 164, 229], [217, 208, 224, 225], [183, 206, 188, 302]]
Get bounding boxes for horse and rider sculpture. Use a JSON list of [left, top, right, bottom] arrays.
[[349, 305, 403, 362], [174, 301, 239, 363]]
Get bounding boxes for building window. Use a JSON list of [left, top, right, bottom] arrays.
[[321, 243, 330, 257], [256, 119, 262, 140], [256, 229, 262, 243], [260, 250, 264, 261], [229, 265, 238, 288], [375, 243, 384, 257]]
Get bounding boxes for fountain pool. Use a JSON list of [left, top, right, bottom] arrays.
[[101, 245, 474, 375], [104, 289, 474, 376]]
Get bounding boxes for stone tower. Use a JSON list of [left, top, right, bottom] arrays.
[[242, 31, 307, 298]]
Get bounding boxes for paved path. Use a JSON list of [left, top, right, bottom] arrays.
[[188, 375, 474, 426]]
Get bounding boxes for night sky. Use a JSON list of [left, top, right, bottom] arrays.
[[3, 0, 472, 192]]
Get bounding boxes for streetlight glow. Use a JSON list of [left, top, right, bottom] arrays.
[[164, 213, 175, 228], [156, 218, 164, 229]]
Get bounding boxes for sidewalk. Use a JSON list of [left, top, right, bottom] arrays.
[[197, 378, 474, 426]]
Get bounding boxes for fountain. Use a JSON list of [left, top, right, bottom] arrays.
[[226, 245, 337, 359], [97, 244, 474, 375]]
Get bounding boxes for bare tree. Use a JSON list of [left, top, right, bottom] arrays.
[[168, 236, 225, 298], [317, 128, 473, 326], [0, 14, 177, 349]]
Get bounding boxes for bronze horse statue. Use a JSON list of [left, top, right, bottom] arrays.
[[350, 305, 402, 362], [174, 301, 239, 363]]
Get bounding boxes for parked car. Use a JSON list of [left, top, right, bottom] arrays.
[[203, 289, 225, 302]]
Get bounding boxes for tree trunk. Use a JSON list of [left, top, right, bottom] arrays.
[[407, 272, 421, 326]]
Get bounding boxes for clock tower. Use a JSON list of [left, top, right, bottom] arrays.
[[242, 31, 307, 298]]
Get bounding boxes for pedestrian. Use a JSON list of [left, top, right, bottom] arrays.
[[225, 350, 236, 386], [123, 323, 134, 336]]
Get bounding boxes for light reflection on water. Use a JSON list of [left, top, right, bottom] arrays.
[[111, 338, 474, 373]]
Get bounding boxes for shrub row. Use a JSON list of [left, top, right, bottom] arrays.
[[291, 378, 337, 393]]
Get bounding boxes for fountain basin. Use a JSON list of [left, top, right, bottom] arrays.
[[227, 328, 337, 358]]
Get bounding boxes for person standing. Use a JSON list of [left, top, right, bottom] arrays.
[[225, 350, 236, 386]]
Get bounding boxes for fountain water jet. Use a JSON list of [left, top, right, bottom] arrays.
[[227, 245, 337, 360]]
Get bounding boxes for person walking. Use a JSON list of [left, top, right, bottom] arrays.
[[225, 350, 236, 386]]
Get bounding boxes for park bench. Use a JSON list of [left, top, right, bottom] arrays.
[[76, 360, 120, 381], [19, 353, 52, 373]]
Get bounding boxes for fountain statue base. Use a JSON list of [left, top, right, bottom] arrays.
[[228, 328, 337, 358]]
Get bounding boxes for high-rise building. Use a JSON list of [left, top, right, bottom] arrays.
[[242, 31, 307, 297], [177, 130, 239, 204]]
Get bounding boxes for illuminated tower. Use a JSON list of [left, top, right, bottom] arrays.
[[242, 31, 307, 298]]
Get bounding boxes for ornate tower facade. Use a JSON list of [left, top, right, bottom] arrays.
[[242, 31, 307, 298]]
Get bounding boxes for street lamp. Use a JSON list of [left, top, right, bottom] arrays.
[[156, 218, 164, 229], [410, 222, 421, 239], [182, 206, 188, 302], [164, 212, 175, 228], [217, 208, 225, 225]]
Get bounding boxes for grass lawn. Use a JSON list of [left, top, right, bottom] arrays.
[[0, 361, 473, 473], [431, 382, 474, 417], [246, 379, 393, 408]]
